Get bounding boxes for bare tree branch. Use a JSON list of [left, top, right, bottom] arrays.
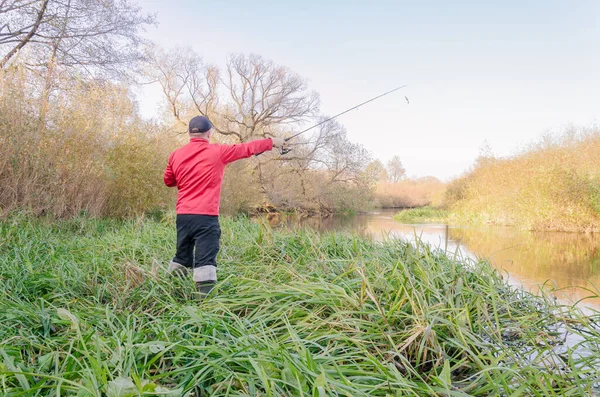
[[0, 0, 48, 68], [1, 0, 155, 80]]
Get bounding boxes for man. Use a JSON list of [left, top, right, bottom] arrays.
[[164, 115, 285, 297]]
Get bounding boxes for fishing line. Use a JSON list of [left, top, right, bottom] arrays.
[[284, 84, 407, 143]]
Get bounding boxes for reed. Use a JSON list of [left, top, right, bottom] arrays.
[[445, 126, 600, 232]]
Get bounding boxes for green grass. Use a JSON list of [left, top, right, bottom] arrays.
[[393, 207, 449, 224], [1, 214, 599, 396]]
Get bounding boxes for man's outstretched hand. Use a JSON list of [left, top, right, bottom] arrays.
[[270, 137, 291, 155], [271, 137, 285, 148]]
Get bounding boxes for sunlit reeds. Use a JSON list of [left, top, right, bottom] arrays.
[[446, 126, 600, 232], [375, 178, 446, 209]]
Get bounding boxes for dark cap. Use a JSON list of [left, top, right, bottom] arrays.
[[189, 116, 212, 133]]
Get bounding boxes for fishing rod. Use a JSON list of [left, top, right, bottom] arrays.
[[280, 84, 407, 155]]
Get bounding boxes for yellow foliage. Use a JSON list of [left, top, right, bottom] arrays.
[[446, 127, 600, 231], [375, 178, 446, 208], [0, 69, 176, 218]]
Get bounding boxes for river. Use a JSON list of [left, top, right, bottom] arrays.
[[260, 209, 600, 311]]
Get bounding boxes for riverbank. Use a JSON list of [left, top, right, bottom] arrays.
[[1, 215, 599, 395]]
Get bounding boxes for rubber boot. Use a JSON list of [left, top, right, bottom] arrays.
[[196, 281, 215, 299], [168, 261, 191, 278]]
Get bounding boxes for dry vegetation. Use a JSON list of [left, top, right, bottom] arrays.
[[445, 126, 600, 232], [375, 177, 446, 209], [0, 68, 177, 218]]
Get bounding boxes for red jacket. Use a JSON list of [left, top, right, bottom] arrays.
[[164, 138, 273, 215]]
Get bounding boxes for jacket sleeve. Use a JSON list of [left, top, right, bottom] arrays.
[[220, 138, 273, 164], [163, 155, 177, 187]]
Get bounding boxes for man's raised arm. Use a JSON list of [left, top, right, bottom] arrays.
[[220, 138, 285, 164]]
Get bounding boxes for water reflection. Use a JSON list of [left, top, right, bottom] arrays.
[[448, 226, 600, 309], [260, 210, 600, 310]]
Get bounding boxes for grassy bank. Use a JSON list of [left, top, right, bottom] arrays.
[[445, 126, 600, 232], [1, 216, 599, 396], [393, 207, 449, 224]]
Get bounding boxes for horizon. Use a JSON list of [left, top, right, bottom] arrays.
[[135, 0, 600, 181]]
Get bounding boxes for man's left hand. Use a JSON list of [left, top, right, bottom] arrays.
[[271, 137, 285, 148]]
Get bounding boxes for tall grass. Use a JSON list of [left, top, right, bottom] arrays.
[[446, 126, 600, 232], [1, 215, 599, 396]]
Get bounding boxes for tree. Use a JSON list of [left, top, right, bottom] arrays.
[[219, 53, 319, 142], [147, 50, 320, 142], [145, 46, 218, 132], [387, 155, 406, 182], [0, 0, 155, 76], [283, 121, 371, 210], [0, 0, 50, 69], [365, 160, 389, 183], [319, 128, 371, 184], [1, 0, 155, 124]]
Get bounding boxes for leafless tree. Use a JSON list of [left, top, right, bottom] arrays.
[[2, 0, 154, 124], [277, 120, 370, 199], [387, 155, 406, 182], [0, 0, 50, 68], [145, 46, 219, 131], [0, 0, 154, 76], [147, 49, 320, 144], [218, 54, 319, 142], [258, 119, 343, 200], [320, 129, 371, 184]]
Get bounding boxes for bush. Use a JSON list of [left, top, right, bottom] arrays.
[[0, 68, 176, 218]]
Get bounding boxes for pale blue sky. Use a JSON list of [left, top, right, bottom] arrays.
[[136, 0, 599, 180]]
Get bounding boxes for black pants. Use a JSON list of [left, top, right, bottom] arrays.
[[173, 214, 220, 282]]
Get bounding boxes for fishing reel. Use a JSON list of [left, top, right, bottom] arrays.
[[255, 140, 291, 157], [279, 138, 292, 155]]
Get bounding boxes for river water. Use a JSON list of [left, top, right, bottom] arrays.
[[261, 209, 600, 311]]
